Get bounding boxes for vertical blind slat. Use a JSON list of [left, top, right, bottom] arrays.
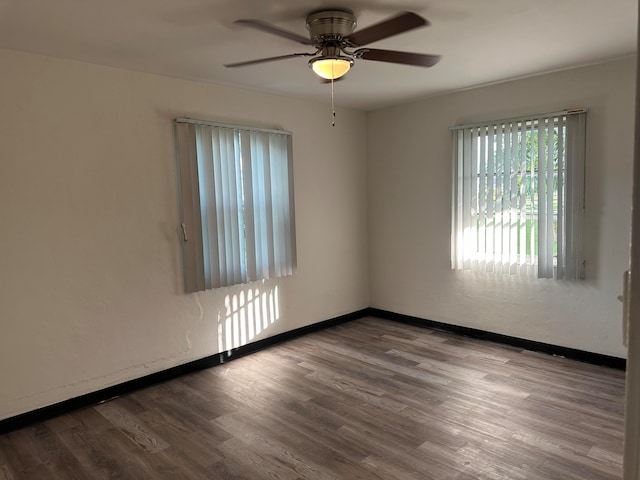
[[196, 127, 213, 288], [478, 128, 487, 271], [495, 123, 503, 268], [451, 133, 457, 270], [518, 121, 527, 273], [454, 131, 464, 270], [536, 117, 548, 278], [544, 118, 555, 278], [462, 130, 472, 270], [509, 122, 518, 274], [285, 135, 297, 274], [503, 122, 512, 273], [471, 128, 479, 270], [240, 131, 256, 282], [556, 115, 566, 279], [529, 119, 536, 274], [566, 113, 586, 280], [175, 124, 205, 292], [487, 126, 495, 272]]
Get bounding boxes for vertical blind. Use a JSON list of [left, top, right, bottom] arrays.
[[451, 110, 586, 279], [175, 120, 296, 292]]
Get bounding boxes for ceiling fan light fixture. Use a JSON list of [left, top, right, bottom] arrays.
[[309, 56, 353, 80]]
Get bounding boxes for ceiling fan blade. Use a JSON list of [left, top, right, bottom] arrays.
[[234, 19, 314, 45], [355, 48, 441, 67], [346, 12, 428, 46], [225, 53, 317, 68]]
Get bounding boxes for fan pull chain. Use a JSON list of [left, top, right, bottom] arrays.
[[331, 62, 336, 127], [331, 77, 336, 127]]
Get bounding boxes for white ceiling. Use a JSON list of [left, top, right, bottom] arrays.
[[0, 0, 636, 110]]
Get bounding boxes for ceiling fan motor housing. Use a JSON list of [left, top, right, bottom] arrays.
[[306, 10, 357, 44]]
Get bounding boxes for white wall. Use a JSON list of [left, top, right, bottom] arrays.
[[0, 48, 369, 420], [368, 57, 636, 358], [1, 47, 632, 422]]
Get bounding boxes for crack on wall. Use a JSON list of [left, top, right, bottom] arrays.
[[183, 292, 204, 353]]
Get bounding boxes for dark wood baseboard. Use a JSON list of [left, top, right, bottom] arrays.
[[0, 309, 368, 435], [369, 308, 627, 370], [1, 306, 625, 435]]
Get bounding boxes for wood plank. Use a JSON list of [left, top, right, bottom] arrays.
[[94, 402, 170, 454]]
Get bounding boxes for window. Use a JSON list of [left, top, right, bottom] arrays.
[[451, 110, 586, 279], [175, 119, 296, 292]]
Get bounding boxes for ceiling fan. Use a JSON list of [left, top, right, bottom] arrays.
[[225, 9, 441, 80]]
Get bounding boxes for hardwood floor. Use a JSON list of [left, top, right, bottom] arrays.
[[0, 317, 626, 479]]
